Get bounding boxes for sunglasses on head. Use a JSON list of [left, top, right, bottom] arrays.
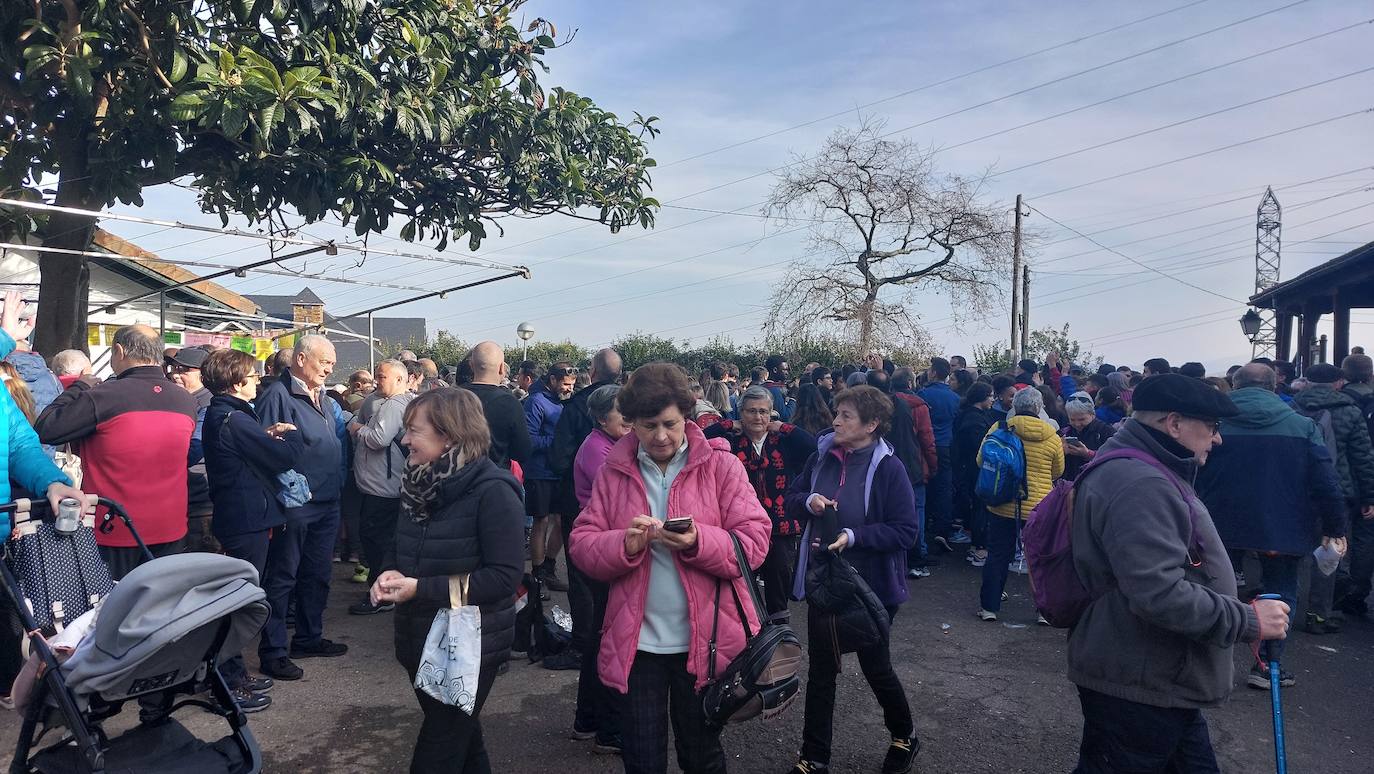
[[549, 366, 579, 378]]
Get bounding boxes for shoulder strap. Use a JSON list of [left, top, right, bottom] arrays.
[[1076, 448, 1203, 550], [706, 533, 764, 681]]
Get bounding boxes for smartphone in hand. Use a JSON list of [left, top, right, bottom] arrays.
[[662, 516, 694, 534]]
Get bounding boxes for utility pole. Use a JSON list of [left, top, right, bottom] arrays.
[[1010, 194, 1024, 361], [1020, 267, 1031, 357]]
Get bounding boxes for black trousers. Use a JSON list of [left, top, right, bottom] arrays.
[[760, 535, 799, 621], [215, 529, 270, 688], [358, 493, 400, 585], [409, 663, 498, 774], [622, 652, 726, 774], [1073, 686, 1220, 773], [98, 537, 188, 582], [575, 579, 623, 742], [800, 605, 913, 765], [560, 498, 595, 651]]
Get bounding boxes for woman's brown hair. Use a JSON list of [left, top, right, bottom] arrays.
[[404, 388, 490, 462], [832, 384, 892, 437], [616, 361, 696, 421], [0, 362, 36, 424], [202, 348, 259, 395]]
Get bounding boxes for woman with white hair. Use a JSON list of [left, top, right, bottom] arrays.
[[1060, 392, 1115, 481], [975, 387, 1063, 622]]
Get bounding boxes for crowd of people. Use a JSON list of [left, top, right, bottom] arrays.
[[1, 296, 1370, 773]]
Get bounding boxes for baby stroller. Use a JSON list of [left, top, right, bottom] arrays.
[[1, 496, 268, 774]]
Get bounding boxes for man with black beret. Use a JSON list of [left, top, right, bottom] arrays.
[[1195, 363, 1345, 691], [1067, 372, 1291, 772]]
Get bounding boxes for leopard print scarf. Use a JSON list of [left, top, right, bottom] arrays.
[[400, 445, 469, 523]]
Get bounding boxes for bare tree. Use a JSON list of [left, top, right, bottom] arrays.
[[764, 120, 1013, 356]]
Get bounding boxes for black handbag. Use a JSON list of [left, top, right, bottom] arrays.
[[701, 533, 803, 727], [805, 549, 890, 657]]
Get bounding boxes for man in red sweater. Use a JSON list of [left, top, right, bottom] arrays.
[[36, 325, 198, 579]]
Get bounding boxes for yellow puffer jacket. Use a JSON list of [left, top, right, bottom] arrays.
[[978, 414, 1065, 518]]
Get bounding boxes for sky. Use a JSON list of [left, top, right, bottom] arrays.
[[115, 0, 1374, 372]]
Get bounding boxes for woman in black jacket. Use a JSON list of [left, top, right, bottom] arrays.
[[371, 388, 524, 774], [951, 383, 1000, 567], [201, 348, 302, 710]]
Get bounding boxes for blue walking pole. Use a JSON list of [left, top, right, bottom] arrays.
[[1256, 593, 1287, 774]]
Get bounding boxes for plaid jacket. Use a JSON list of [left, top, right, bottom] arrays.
[[704, 420, 815, 536]]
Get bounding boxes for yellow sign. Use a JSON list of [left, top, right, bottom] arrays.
[[278, 334, 295, 350], [87, 324, 101, 346], [254, 338, 274, 359]]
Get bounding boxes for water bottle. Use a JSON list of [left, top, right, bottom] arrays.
[[54, 497, 81, 535]]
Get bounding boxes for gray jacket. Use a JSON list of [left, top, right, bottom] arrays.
[[1069, 419, 1259, 709], [353, 392, 412, 498]]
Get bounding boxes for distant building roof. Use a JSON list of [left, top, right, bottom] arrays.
[[91, 229, 260, 315], [244, 287, 426, 377]]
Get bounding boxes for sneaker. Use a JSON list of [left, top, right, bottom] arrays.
[[592, 735, 623, 755], [882, 735, 920, 774], [230, 687, 272, 713], [541, 648, 582, 671], [967, 550, 988, 567], [949, 527, 972, 545], [1246, 664, 1296, 690], [242, 676, 274, 694], [977, 609, 998, 621], [351, 564, 370, 584], [1037, 613, 1050, 626], [290, 638, 349, 659], [788, 760, 829, 774], [534, 565, 569, 592], [349, 599, 395, 616], [906, 566, 930, 579], [932, 535, 953, 553], [1002, 590, 1009, 601], [259, 657, 303, 681], [1303, 612, 1341, 634]]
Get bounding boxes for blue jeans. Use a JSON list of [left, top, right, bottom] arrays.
[[980, 511, 1019, 612], [926, 446, 953, 541], [259, 502, 341, 660], [1255, 553, 1300, 663]]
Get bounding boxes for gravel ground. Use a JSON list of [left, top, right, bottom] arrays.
[[3, 556, 1372, 773]]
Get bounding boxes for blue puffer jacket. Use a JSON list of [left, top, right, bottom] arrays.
[[1195, 387, 1347, 555], [523, 383, 563, 481], [0, 330, 71, 534]]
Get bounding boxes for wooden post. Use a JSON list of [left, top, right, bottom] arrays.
[[1333, 290, 1351, 365], [1010, 194, 1023, 361]]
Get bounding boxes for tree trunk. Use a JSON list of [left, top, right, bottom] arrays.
[[35, 127, 96, 356], [856, 294, 876, 356]]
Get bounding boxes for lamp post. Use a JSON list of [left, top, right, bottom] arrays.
[[1240, 309, 1263, 341], [516, 322, 535, 362]]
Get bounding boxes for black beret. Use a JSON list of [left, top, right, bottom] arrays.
[[1132, 373, 1239, 418]]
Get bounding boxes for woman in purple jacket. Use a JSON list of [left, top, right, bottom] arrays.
[[785, 385, 920, 774]]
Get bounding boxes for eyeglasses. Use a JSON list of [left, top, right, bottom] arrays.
[[1179, 415, 1222, 433], [1067, 394, 1092, 404], [549, 366, 580, 378]]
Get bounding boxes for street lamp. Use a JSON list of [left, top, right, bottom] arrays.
[[516, 322, 535, 361], [1239, 309, 1263, 341]]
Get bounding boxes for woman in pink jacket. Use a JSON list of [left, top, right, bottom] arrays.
[[570, 363, 771, 774]]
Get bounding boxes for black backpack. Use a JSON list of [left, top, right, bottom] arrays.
[[701, 534, 803, 727], [805, 549, 891, 659]]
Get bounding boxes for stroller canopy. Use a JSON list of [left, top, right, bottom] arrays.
[[62, 553, 268, 702]]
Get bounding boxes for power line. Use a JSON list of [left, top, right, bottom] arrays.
[[1032, 108, 1374, 199]]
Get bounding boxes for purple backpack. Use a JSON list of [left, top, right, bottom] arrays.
[[1023, 448, 1200, 628]]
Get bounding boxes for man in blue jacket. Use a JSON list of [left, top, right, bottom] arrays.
[[1195, 363, 1346, 690], [918, 357, 962, 557], [254, 334, 350, 681]]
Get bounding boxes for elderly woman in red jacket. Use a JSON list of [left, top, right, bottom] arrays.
[[570, 362, 770, 774]]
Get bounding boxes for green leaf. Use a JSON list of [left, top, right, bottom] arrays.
[[67, 62, 93, 100], [170, 48, 189, 83], [168, 92, 207, 121], [221, 105, 248, 137], [256, 102, 280, 139]]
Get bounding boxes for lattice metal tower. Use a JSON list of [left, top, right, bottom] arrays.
[[1252, 187, 1282, 359]]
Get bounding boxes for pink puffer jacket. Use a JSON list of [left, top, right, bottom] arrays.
[[570, 422, 771, 693]]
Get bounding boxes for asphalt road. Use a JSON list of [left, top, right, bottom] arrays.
[[4, 557, 1373, 773]]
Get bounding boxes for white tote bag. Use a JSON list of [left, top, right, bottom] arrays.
[[414, 575, 481, 714]]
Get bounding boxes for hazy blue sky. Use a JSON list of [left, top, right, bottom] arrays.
[[122, 0, 1374, 371]]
